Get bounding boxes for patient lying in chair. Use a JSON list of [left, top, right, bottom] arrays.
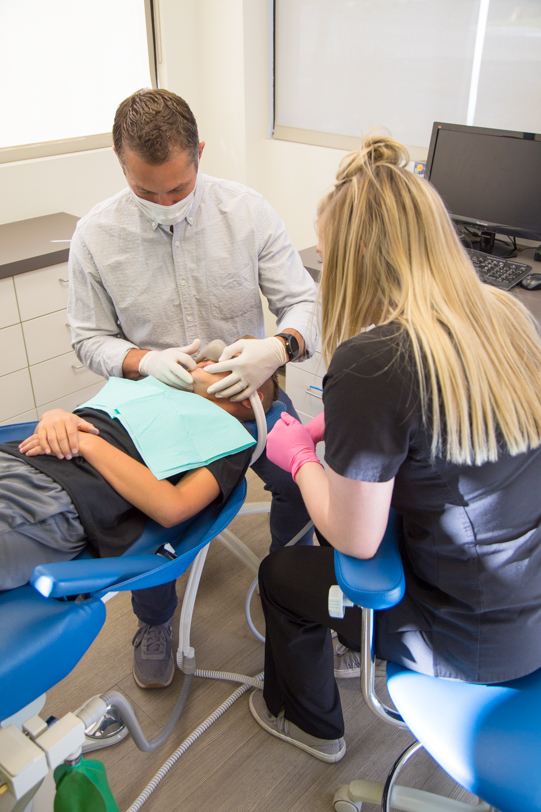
[[0, 359, 279, 591]]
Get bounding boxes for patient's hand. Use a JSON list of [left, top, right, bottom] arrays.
[[18, 409, 99, 460], [19, 434, 50, 457]]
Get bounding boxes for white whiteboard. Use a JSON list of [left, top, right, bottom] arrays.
[[275, 0, 541, 148]]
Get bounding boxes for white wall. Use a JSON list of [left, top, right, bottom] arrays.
[[0, 147, 125, 225], [0, 0, 347, 252], [164, 0, 348, 251]]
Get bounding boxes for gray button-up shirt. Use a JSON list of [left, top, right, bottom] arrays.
[[68, 173, 318, 378]]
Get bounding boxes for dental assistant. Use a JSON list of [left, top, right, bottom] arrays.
[[253, 134, 541, 763], [67, 88, 317, 689]]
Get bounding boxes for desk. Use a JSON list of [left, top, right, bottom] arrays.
[[300, 244, 541, 319], [287, 244, 541, 425], [509, 246, 541, 322]]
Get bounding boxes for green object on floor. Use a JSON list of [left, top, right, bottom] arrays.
[[54, 759, 119, 812]]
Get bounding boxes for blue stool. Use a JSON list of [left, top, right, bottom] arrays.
[[329, 511, 541, 812]]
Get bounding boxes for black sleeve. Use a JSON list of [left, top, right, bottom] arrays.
[[323, 326, 421, 482], [204, 446, 253, 504]]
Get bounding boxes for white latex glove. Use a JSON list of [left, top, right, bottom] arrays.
[[138, 340, 201, 390], [205, 337, 288, 401], [195, 339, 227, 363]]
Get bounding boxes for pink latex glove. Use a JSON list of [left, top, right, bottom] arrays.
[[305, 412, 325, 445], [266, 413, 323, 481]]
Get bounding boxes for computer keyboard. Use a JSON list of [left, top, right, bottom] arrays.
[[466, 248, 532, 290]]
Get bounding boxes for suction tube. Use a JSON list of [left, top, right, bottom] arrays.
[[100, 673, 192, 753], [249, 391, 267, 464]]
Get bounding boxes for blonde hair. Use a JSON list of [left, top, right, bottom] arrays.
[[317, 133, 541, 465]]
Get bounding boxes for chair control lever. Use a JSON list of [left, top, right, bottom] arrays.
[[328, 585, 354, 618]]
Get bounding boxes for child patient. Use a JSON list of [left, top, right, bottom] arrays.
[[0, 357, 279, 591]]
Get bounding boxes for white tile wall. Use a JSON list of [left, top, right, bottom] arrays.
[[0, 277, 19, 328], [0, 263, 105, 423]]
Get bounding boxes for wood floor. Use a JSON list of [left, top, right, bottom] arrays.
[[44, 470, 474, 812]]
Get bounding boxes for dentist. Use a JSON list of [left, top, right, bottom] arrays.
[[67, 88, 317, 689]]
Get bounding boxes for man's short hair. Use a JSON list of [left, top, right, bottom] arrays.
[[113, 88, 200, 166]]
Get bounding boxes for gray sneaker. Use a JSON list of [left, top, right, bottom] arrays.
[[132, 620, 175, 689], [334, 642, 386, 679], [249, 690, 346, 763]]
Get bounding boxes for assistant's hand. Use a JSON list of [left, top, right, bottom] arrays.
[[305, 412, 325, 445], [205, 337, 288, 401], [18, 409, 99, 459], [138, 340, 201, 390], [266, 413, 323, 481]]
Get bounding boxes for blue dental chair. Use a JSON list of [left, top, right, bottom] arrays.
[[0, 412, 260, 808], [329, 511, 541, 812]]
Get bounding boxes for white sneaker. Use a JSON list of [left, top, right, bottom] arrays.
[[334, 643, 386, 679], [249, 690, 346, 763]]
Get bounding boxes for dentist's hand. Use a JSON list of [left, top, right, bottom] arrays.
[[138, 340, 200, 390], [205, 337, 288, 401], [195, 339, 227, 363], [266, 412, 323, 481]]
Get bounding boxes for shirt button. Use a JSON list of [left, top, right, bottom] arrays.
[[186, 316, 193, 322], [175, 241, 180, 247], [180, 279, 186, 286]]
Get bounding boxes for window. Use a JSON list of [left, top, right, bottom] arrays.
[[274, 0, 541, 157], [0, 0, 155, 162]]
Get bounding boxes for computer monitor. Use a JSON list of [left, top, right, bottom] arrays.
[[425, 123, 541, 254]]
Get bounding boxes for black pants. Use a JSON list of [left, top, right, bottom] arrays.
[[259, 545, 365, 740]]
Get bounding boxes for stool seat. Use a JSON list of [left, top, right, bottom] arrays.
[[0, 586, 106, 723], [387, 661, 541, 812]]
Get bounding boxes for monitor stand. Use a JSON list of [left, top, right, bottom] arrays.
[[458, 227, 518, 259], [468, 238, 518, 259]]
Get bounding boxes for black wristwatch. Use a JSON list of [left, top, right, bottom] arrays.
[[275, 332, 300, 361]]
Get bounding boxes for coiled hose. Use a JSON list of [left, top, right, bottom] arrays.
[[124, 674, 263, 812]]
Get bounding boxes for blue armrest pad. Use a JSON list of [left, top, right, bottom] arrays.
[[334, 510, 406, 610], [31, 480, 248, 598], [31, 555, 167, 598]]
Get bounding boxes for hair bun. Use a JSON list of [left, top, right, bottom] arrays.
[[336, 132, 409, 185]]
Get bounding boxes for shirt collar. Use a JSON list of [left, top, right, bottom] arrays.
[[185, 172, 205, 227]]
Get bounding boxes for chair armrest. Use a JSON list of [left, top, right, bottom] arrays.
[[333, 510, 405, 610], [31, 555, 167, 598], [31, 479, 248, 599]]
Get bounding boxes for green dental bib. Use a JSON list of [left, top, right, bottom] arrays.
[[78, 377, 255, 480]]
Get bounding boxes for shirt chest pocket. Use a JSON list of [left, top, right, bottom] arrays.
[[207, 264, 261, 319]]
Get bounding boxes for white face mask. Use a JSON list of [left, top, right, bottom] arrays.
[[131, 185, 196, 227]]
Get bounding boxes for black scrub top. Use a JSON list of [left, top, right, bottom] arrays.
[[323, 324, 541, 683]]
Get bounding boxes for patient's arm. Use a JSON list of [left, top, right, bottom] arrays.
[[18, 409, 99, 460], [75, 433, 220, 526], [79, 432, 220, 527], [21, 430, 221, 527]]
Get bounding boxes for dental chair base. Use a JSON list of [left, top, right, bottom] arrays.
[[333, 776, 493, 812], [329, 512, 537, 812], [0, 694, 115, 812]]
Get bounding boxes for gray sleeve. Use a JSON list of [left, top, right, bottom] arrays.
[[256, 199, 319, 356], [67, 227, 139, 378]]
